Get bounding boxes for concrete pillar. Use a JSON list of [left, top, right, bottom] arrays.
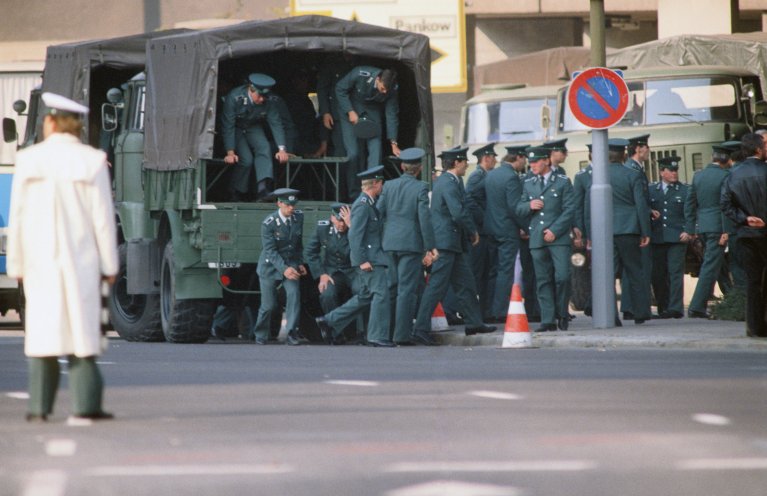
[[658, 0, 736, 38]]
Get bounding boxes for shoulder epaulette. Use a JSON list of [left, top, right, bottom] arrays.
[[318, 220, 330, 226], [359, 70, 371, 77], [524, 176, 536, 183], [264, 216, 274, 225], [294, 210, 303, 215], [360, 196, 370, 204]]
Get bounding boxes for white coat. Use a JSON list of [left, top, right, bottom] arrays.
[[7, 133, 118, 357]]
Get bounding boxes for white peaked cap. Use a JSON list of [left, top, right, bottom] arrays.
[[42, 92, 90, 116]]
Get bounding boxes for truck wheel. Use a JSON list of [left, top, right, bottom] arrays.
[[109, 244, 163, 342], [160, 241, 214, 343]]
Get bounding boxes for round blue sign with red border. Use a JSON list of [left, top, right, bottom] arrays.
[[567, 67, 629, 129]]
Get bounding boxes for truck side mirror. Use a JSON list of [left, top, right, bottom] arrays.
[[12, 99, 27, 115], [3, 117, 17, 143], [102, 103, 119, 132]]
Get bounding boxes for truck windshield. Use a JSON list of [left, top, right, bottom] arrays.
[[560, 76, 740, 131], [464, 97, 556, 144]]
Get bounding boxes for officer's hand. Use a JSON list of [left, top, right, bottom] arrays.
[[310, 141, 327, 158], [298, 265, 308, 276], [718, 232, 729, 246], [680, 232, 692, 243], [520, 230, 529, 241], [651, 209, 661, 220], [224, 151, 239, 164], [530, 199, 544, 210], [275, 149, 290, 164], [586, 239, 592, 250], [422, 252, 434, 267], [391, 143, 401, 157], [471, 232, 480, 246], [348, 110, 359, 124], [284, 267, 301, 280], [360, 262, 373, 272], [543, 229, 556, 243], [639, 236, 650, 247], [430, 248, 439, 261], [322, 113, 334, 130], [573, 237, 584, 249], [747, 216, 766, 228], [340, 206, 351, 226], [102, 275, 117, 286], [318, 274, 334, 292]]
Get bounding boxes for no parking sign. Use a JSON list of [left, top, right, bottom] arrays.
[[567, 67, 629, 129]]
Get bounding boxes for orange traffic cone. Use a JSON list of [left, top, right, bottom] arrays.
[[431, 302, 450, 331], [501, 283, 532, 348]]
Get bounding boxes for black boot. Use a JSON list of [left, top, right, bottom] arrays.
[[256, 179, 274, 202]]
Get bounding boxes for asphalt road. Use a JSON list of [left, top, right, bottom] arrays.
[[2, 332, 767, 496]]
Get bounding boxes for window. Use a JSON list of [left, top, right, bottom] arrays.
[[128, 85, 146, 131], [464, 97, 556, 144]]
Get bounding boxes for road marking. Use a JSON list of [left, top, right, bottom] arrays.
[[468, 390, 522, 400], [386, 480, 520, 496], [45, 439, 77, 457], [324, 380, 380, 387], [22, 470, 68, 496], [692, 413, 731, 426], [6, 391, 29, 399], [678, 458, 767, 470], [84, 464, 294, 477], [386, 460, 597, 473]]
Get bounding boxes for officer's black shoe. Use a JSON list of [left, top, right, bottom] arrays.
[[368, 339, 396, 348], [534, 324, 557, 332], [445, 313, 464, 326], [660, 310, 684, 319], [528, 315, 542, 323], [285, 331, 302, 346], [395, 340, 417, 346], [688, 310, 711, 319], [634, 318, 646, 325], [315, 317, 333, 345], [465, 324, 496, 336], [254, 336, 268, 345], [331, 334, 347, 346], [614, 317, 623, 327], [25, 413, 47, 423], [72, 411, 114, 421], [210, 326, 226, 341], [557, 318, 569, 331], [623, 312, 634, 320], [584, 307, 592, 317], [568, 313, 576, 321], [411, 332, 438, 346]]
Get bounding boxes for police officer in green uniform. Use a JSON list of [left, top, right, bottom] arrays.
[[378, 147, 437, 344], [516, 146, 575, 331], [595, 138, 652, 324], [413, 147, 496, 343], [251, 188, 306, 345], [621, 134, 652, 319], [335, 66, 400, 200], [483, 144, 523, 322], [221, 73, 290, 201], [649, 156, 690, 318], [543, 138, 569, 177], [305, 202, 361, 342], [685, 141, 739, 318], [466, 142, 497, 319], [316, 166, 395, 347]]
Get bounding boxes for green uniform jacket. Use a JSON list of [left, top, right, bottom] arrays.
[[684, 163, 732, 234], [349, 193, 387, 267], [305, 220, 353, 279], [335, 65, 399, 141], [466, 168, 488, 233], [610, 163, 651, 237], [316, 55, 355, 119], [572, 165, 592, 237], [257, 210, 305, 280], [221, 85, 286, 151], [650, 181, 689, 243], [516, 174, 575, 249], [625, 158, 650, 206], [378, 174, 435, 253], [430, 171, 477, 253], [483, 162, 522, 240]]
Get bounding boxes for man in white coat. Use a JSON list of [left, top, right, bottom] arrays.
[[7, 92, 119, 423]]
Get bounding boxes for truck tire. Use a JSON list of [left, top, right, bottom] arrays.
[[160, 241, 214, 343], [108, 244, 163, 342]]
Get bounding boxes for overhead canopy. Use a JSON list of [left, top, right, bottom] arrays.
[[606, 32, 767, 97], [143, 15, 433, 171]]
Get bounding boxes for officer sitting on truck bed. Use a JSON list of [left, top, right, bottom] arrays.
[[221, 73, 290, 202]]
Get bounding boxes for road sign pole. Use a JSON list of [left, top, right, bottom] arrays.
[[590, 130, 615, 328]]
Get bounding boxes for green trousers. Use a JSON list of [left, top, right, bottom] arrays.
[[28, 356, 104, 417]]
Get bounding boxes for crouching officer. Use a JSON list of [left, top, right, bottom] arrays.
[[305, 203, 362, 341], [316, 166, 394, 347], [649, 156, 690, 318], [251, 188, 306, 345], [221, 73, 290, 201]]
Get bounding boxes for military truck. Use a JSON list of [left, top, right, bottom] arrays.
[[10, 16, 433, 343]]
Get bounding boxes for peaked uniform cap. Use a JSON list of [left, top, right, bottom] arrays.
[[42, 92, 89, 116], [525, 146, 550, 161], [330, 202, 348, 215], [248, 73, 276, 93], [608, 138, 630, 152], [357, 165, 385, 180], [543, 138, 568, 152], [273, 187, 300, 204], [472, 142, 497, 157], [505, 144, 530, 155], [438, 146, 468, 161], [657, 156, 681, 170], [712, 141, 741, 154], [628, 134, 650, 147], [399, 147, 426, 163]]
